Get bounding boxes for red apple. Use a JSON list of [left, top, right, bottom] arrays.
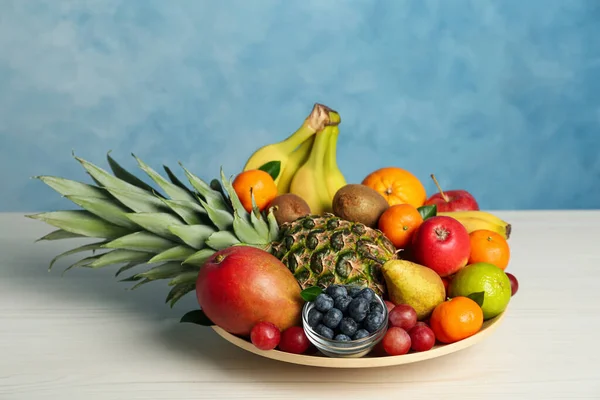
[[412, 216, 471, 277], [425, 174, 479, 212]]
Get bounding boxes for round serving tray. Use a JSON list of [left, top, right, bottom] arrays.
[[212, 311, 507, 368]]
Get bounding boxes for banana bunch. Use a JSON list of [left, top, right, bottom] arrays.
[[438, 211, 512, 240], [242, 103, 346, 215]]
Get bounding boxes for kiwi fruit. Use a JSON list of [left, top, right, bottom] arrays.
[[267, 194, 311, 225], [332, 184, 389, 228]]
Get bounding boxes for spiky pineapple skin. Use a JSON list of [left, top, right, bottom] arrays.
[[270, 213, 398, 296]]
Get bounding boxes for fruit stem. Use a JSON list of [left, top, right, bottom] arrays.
[[280, 104, 337, 154], [430, 174, 450, 202]]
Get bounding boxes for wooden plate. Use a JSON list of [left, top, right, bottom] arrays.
[[212, 311, 507, 368]]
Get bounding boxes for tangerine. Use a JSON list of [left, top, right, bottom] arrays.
[[429, 296, 483, 344], [232, 170, 278, 213], [378, 204, 423, 249], [362, 167, 427, 208], [468, 229, 510, 270]]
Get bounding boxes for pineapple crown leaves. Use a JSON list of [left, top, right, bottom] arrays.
[[27, 151, 280, 308]]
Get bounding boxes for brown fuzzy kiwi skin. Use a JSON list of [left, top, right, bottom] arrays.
[[267, 193, 312, 225], [332, 184, 389, 228]]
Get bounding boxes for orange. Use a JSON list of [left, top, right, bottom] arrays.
[[429, 296, 483, 344], [362, 167, 427, 208], [377, 204, 423, 249], [232, 170, 278, 213], [468, 229, 510, 270]]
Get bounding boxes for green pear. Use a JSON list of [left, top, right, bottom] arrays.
[[382, 259, 446, 321]]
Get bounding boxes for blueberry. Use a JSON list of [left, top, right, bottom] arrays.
[[314, 293, 334, 312], [334, 295, 353, 313], [352, 329, 370, 340], [348, 297, 369, 322], [339, 317, 358, 337], [357, 288, 375, 302], [364, 312, 385, 333], [307, 308, 323, 328], [323, 308, 343, 329], [326, 285, 347, 298], [334, 334, 351, 342], [369, 301, 384, 315], [346, 286, 363, 298], [315, 323, 334, 339]]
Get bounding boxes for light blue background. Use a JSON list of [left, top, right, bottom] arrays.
[[1, 0, 599, 212]]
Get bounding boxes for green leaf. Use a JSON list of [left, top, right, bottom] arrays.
[[26, 211, 132, 239], [168, 270, 199, 285], [180, 309, 214, 326], [35, 229, 85, 242], [205, 231, 240, 250], [164, 165, 194, 195], [148, 245, 196, 264], [417, 204, 437, 220], [103, 231, 175, 253], [300, 286, 323, 302], [133, 154, 197, 203], [87, 249, 153, 268], [48, 241, 108, 271], [125, 212, 184, 240], [467, 291, 485, 307], [115, 261, 145, 277], [62, 255, 101, 275], [258, 160, 281, 180], [36, 175, 109, 199], [160, 198, 205, 225], [266, 209, 280, 242], [65, 195, 139, 229], [168, 224, 216, 249], [107, 152, 162, 196], [132, 261, 191, 280], [179, 164, 228, 209], [219, 168, 249, 220], [250, 193, 270, 239], [75, 156, 166, 212], [198, 197, 233, 231], [209, 179, 232, 211], [232, 211, 264, 245], [182, 248, 215, 266], [103, 187, 166, 214], [166, 283, 196, 308]]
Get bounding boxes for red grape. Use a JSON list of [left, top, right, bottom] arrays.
[[250, 322, 281, 350], [408, 323, 435, 352], [388, 304, 417, 330], [278, 326, 310, 354], [382, 327, 411, 356], [506, 272, 519, 296], [384, 300, 396, 312]]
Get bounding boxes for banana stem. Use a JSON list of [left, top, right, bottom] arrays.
[[279, 103, 336, 154], [430, 174, 450, 202]]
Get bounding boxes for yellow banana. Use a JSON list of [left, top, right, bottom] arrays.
[[324, 124, 346, 199], [438, 210, 509, 227], [242, 103, 333, 185], [444, 215, 511, 240], [289, 125, 334, 215], [276, 135, 314, 194]]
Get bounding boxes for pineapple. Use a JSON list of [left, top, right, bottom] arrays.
[[28, 153, 397, 308], [271, 214, 397, 295]]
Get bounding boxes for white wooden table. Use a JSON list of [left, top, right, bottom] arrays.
[[1, 211, 599, 399]]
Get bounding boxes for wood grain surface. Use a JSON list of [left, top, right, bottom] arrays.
[[1, 211, 599, 399]]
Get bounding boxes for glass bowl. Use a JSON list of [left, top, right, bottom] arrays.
[[302, 293, 389, 358]]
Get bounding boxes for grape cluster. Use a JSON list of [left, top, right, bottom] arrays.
[[306, 285, 387, 341]]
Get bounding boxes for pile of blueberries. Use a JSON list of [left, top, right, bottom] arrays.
[[306, 285, 387, 342]]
